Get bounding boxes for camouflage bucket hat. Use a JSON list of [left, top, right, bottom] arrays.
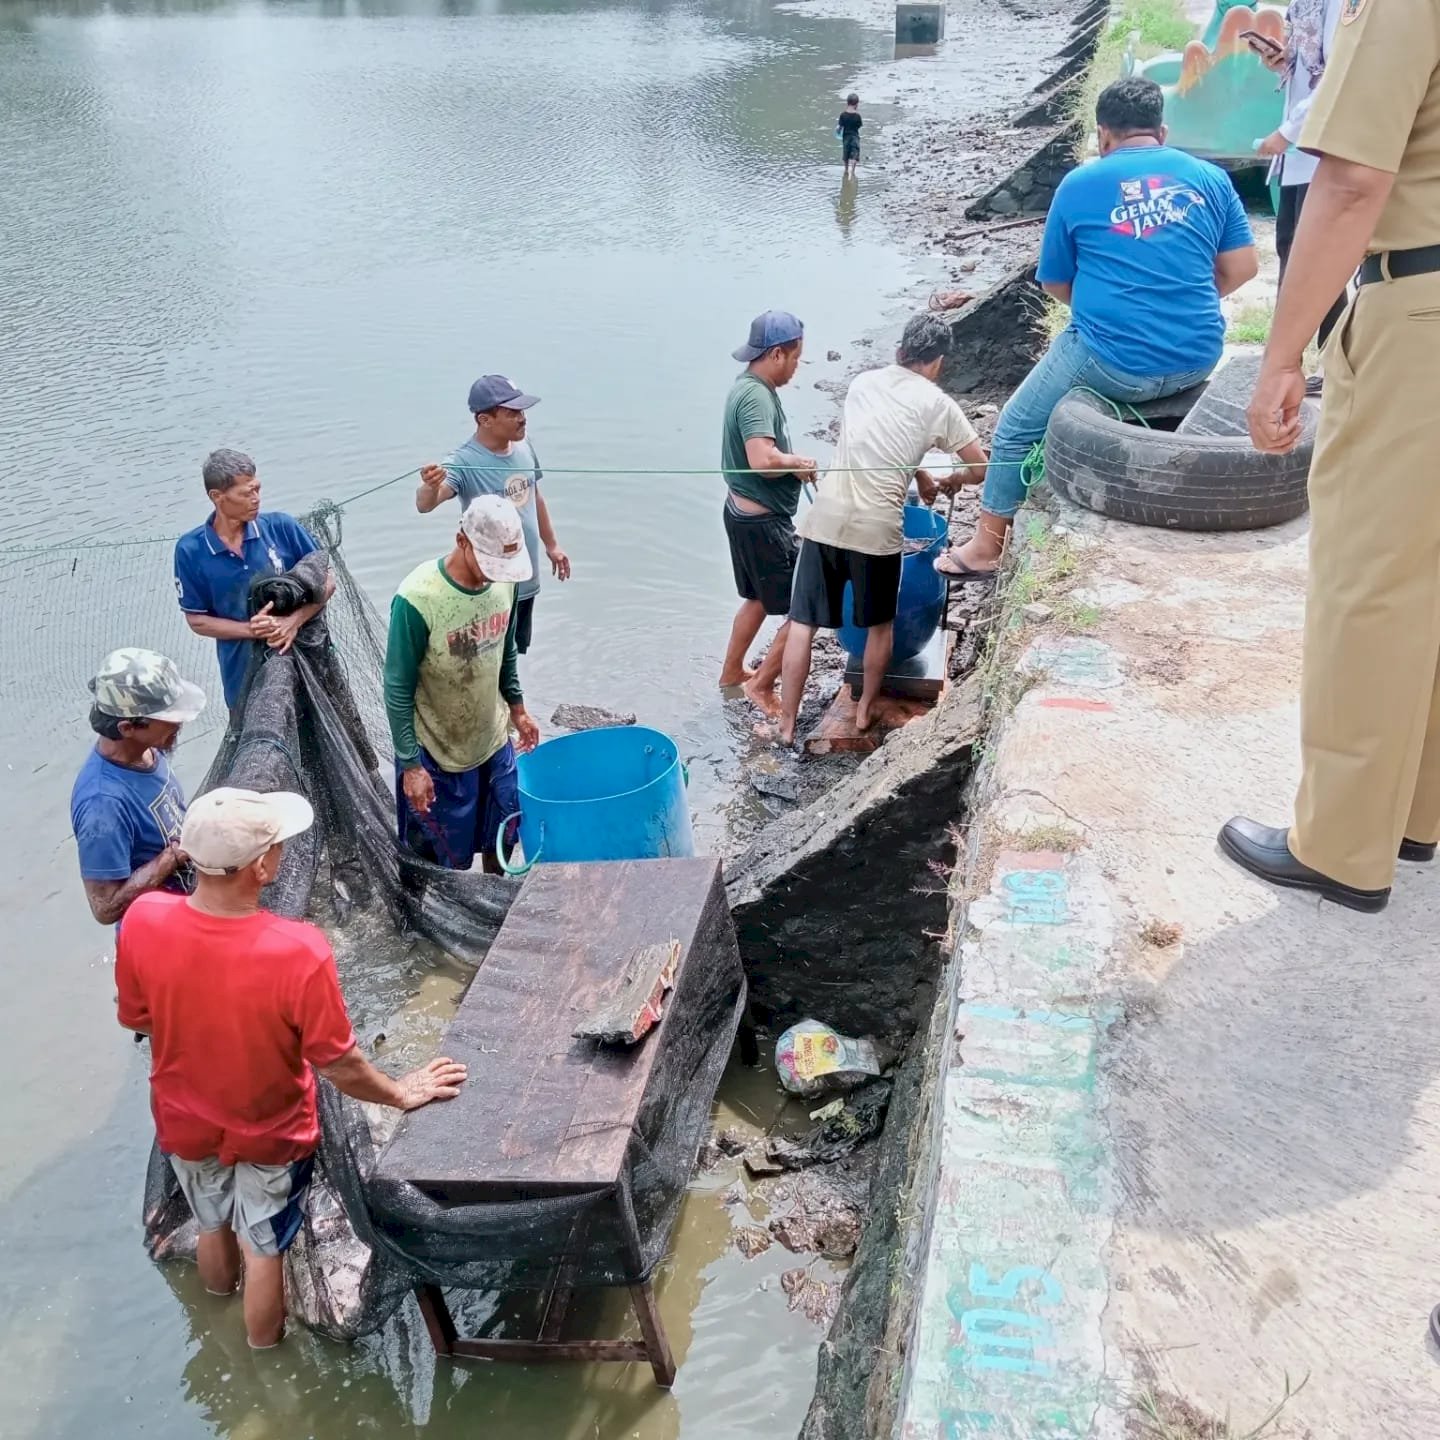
[[90, 648, 208, 723]]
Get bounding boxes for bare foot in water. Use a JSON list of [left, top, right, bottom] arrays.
[[754, 719, 798, 749], [743, 676, 783, 718]]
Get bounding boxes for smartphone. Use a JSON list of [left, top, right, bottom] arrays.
[[1239, 28, 1284, 58]]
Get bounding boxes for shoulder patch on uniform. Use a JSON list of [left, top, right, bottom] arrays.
[[1341, 0, 1370, 26]]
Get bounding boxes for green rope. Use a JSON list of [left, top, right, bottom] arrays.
[[1018, 387, 1155, 493], [1021, 440, 1048, 492], [0, 461, 974, 557], [1, 393, 1154, 557]]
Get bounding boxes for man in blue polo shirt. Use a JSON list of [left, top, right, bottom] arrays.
[[936, 77, 1259, 578], [174, 449, 334, 709], [71, 647, 207, 927]]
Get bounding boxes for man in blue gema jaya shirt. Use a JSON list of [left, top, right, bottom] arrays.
[[937, 76, 1259, 579], [71, 648, 207, 928], [174, 448, 334, 710]]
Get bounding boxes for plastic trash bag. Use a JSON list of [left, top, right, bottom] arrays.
[[775, 1019, 882, 1098]]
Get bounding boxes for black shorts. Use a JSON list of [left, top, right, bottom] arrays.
[[789, 538, 902, 630], [724, 500, 798, 617], [515, 594, 535, 655], [842, 137, 861, 162]]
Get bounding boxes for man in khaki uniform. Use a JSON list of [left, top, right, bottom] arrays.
[[1224, 0, 1440, 912]]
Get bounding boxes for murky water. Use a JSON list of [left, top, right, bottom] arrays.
[[0, 2, 939, 1437]]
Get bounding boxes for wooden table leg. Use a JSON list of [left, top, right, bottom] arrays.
[[737, 997, 760, 1067], [539, 1283, 574, 1343], [629, 1281, 677, 1389], [415, 1284, 458, 1356]]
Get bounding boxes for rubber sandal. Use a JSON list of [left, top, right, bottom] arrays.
[[934, 553, 997, 581]]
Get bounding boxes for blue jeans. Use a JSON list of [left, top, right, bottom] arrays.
[[983, 326, 1216, 518]]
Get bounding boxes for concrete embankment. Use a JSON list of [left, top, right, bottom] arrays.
[[897, 494, 1440, 1437]]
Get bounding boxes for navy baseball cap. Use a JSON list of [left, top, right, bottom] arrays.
[[467, 374, 540, 414], [732, 310, 804, 363]]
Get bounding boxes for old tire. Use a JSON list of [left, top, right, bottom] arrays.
[[1043, 387, 1314, 531]]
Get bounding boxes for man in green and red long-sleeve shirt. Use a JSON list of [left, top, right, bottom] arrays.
[[382, 495, 541, 873]]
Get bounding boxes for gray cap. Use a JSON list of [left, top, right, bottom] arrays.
[[468, 375, 540, 413]]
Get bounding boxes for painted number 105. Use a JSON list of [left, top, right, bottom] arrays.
[[951, 1262, 1063, 1377]]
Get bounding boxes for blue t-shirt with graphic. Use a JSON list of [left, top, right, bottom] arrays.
[[1038, 145, 1254, 377], [71, 746, 187, 884], [445, 438, 543, 601]]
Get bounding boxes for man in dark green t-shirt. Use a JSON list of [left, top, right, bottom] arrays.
[[719, 309, 817, 718]]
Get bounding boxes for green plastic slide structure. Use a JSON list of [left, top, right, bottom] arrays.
[[1123, 0, 1286, 163]]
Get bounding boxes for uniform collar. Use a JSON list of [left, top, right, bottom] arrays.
[[202, 513, 262, 556]]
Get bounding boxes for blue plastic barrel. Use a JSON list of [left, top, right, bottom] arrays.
[[836, 503, 949, 662], [506, 726, 695, 869]]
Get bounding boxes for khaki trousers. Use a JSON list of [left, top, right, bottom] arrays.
[[1291, 270, 1440, 891]]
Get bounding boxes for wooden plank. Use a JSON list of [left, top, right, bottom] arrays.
[[450, 1337, 653, 1364], [377, 857, 726, 1196]]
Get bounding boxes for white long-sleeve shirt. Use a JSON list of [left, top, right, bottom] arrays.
[[1275, 0, 1344, 187]]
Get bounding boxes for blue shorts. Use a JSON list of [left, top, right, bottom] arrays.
[[395, 741, 520, 870]]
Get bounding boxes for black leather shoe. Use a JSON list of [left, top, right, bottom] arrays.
[[1400, 837, 1437, 862], [1218, 817, 1390, 913]]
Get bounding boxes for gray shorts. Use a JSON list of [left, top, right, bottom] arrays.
[[167, 1153, 315, 1257]]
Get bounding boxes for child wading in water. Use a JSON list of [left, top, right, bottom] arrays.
[[837, 93, 862, 178]]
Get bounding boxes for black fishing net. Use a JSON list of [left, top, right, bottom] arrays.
[[141, 506, 745, 1343]]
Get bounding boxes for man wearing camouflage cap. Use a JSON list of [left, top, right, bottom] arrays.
[[70, 648, 207, 927]]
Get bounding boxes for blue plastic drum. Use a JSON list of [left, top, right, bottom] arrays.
[[836, 503, 949, 662], [501, 726, 695, 872]]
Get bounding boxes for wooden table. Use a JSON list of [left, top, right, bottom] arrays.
[[376, 856, 744, 1388]]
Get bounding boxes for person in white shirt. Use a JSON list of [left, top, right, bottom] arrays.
[[1252, 0, 1347, 381], [770, 313, 989, 744]]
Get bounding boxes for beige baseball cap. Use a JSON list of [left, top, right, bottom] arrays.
[[460, 494, 533, 585], [181, 787, 315, 875]]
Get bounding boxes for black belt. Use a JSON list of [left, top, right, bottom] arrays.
[[1358, 244, 1440, 285]]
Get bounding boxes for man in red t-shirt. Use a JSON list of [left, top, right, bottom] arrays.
[[117, 786, 467, 1349]]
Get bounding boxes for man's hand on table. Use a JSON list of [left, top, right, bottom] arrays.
[[396, 1057, 469, 1110]]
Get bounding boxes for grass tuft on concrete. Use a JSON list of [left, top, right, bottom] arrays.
[[1009, 822, 1085, 853], [1138, 918, 1183, 948], [1129, 1373, 1309, 1440], [1226, 300, 1274, 345]]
